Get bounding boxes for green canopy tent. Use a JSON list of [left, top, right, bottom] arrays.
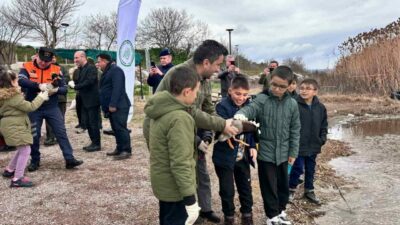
[[54, 48, 142, 66]]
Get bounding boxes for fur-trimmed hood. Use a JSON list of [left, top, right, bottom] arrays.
[[0, 87, 21, 101]]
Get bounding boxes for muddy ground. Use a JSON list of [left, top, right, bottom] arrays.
[[1, 94, 400, 225]]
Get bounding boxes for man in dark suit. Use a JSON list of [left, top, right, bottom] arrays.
[[69, 51, 101, 152], [96, 53, 132, 160]]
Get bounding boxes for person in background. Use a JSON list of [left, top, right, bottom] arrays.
[[218, 55, 240, 97], [147, 48, 174, 94], [97, 53, 132, 160], [258, 60, 279, 91], [287, 74, 298, 98], [0, 67, 49, 187], [72, 63, 87, 134], [289, 78, 328, 205], [44, 55, 70, 146], [69, 51, 101, 152]]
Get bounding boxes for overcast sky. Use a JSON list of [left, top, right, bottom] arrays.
[[4, 0, 400, 69]]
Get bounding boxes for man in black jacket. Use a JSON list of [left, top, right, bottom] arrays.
[[147, 48, 174, 94], [44, 55, 71, 146], [96, 54, 132, 160], [69, 51, 101, 152]]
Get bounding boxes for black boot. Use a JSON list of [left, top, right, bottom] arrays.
[[44, 138, 57, 146], [241, 213, 253, 225], [28, 162, 40, 172], [84, 144, 101, 152], [65, 158, 83, 169], [106, 149, 120, 156], [113, 151, 131, 160], [200, 211, 221, 223], [304, 190, 321, 205]]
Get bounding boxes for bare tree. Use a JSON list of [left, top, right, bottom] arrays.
[[1, 0, 82, 48], [83, 11, 117, 50], [104, 12, 118, 51], [137, 7, 193, 50], [182, 20, 211, 54], [0, 7, 29, 66], [283, 57, 308, 75], [83, 13, 109, 49]]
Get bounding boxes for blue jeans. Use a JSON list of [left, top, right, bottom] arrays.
[[289, 154, 317, 190]]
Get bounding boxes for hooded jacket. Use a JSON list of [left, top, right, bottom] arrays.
[[142, 59, 225, 145], [0, 87, 45, 146], [237, 90, 300, 165], [145, 91, 197, 202], [296, 96, 328, 156]]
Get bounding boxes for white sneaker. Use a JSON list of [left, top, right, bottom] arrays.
[[279, 210, 287, 219], [266, 216, 281, 225], [278, 211, 292, 225]]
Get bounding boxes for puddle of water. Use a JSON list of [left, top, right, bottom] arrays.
[[316, 117, 400, 225], [328, 118, 400, 140]]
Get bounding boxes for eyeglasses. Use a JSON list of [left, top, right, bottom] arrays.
[[299, 87, 317, 91], [270, 82, 288, 90]]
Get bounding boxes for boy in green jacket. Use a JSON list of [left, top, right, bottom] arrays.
[[235, 66, 300, 225], [145, 67, 201, 225]]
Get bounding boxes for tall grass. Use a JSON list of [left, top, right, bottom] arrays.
[[322, 18, 400, 95]]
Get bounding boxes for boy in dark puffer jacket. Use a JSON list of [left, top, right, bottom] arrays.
[[289, 78, 328, 205], [213, 75, 257, 225]]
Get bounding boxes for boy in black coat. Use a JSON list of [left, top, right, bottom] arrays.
[[289, 78, 328, 205], [213, 75, 257, 225]]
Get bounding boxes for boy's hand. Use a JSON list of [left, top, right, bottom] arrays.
[[223, 119, 239, 136], [250, 148, 257, 162], [288, 157, 296, 165]]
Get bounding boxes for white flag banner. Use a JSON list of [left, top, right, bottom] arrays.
[[117, 0, 141, 121]]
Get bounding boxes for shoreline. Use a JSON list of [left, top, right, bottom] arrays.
[[288, 94, 400, 224]]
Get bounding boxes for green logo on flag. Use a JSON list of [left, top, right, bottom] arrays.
[[119, 40, 134, 66]]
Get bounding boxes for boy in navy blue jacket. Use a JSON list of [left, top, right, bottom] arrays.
[[289, 78, 328, 205], [213, 75, 257, 225]]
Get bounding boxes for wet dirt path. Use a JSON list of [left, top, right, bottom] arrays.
[[316, 116, 400, 225]]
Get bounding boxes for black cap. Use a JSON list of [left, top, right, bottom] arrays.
[[96, 53, 112, 62], [159, 48, 171, 57], [38, 47, 55, 62]]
